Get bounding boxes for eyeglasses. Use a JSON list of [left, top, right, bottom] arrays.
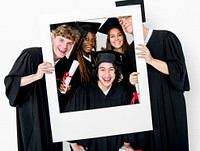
[[83, 37, 96, 44]]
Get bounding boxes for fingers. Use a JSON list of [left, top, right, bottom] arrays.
[[42, 62, 54, 73], [39, 62, 54, 74], [136, 44, 152, 64], [35, 62, 54, 80], [129, 72, 139, 85], [58, 83, 71, 93], [136, 44, 149, 56]]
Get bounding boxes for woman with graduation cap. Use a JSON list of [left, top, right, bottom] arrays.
[[64, 50, 134, 151], [4, 23, 81, 151], [117, 0, 190, 151], [98, 17, 129, 54]]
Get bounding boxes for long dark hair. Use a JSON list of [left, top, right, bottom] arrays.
[[106, 25, 129, 53], [71, 31, 96, 84]]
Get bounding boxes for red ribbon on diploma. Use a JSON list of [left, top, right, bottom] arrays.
[[62, 72, 72, 84], [130, 92, 139, 104], [56, 72, 72, 85]]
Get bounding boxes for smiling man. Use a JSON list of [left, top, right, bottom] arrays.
[[4, 23, 81, 151]]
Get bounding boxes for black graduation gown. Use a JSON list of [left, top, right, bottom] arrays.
[[64, 81, 133, 151], [121, 43, 138, 104], [55, 56, 75, 112], [4, 47, 62, 151], [124, 30, 190, 151], [56, 55, 95, 112]]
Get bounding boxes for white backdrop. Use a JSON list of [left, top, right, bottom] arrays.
[[0, 0, 199, 151]]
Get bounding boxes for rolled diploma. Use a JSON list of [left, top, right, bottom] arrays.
[[61, 60, 79, 94]]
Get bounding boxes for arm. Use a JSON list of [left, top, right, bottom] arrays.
[[20, 62, 54, 86], [136, 44, 169, 75]]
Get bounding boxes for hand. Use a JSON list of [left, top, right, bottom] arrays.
[[70, 143, 87, 151], [121, 142, 134, 151], [35, 61, 54, 80], [136, 44, 154, 64], [58, 82, 71, 93], [129, 72, 139, 85], [118, 73, 124, 82]]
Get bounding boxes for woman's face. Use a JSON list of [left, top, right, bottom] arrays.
[[109, 27, 124, 50], [82, 32, 96, 56], [118, 16, 133, 34], [97, 62, 116, 91]]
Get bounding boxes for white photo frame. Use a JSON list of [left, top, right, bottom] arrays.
[[39, 5, 152, 142]]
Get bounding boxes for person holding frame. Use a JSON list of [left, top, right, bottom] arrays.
[[116, 0, 190, 151], [4, 23, 81, 151]]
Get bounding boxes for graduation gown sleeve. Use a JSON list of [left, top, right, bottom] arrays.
[[4, 48, 40, 106], [164, 31, 190, 91]]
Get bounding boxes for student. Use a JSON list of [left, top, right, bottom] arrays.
[[4, 23, 81, 151], [98, 17, 129, 54], [117, 0, 190, 150], [64, 50, 134, 151]]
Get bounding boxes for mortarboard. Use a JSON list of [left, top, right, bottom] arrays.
[[76, 21, 101, 34], [50, 22, 85, 35], [91, 50, 124, 65], [115, 0, 146, 22], [98, 17, 123, 35]]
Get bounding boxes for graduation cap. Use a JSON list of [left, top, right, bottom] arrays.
[[115, 0, 146, 22], [76, 21, 101, 34], [91, 50, 124, 65], [50, 22, 85, 35], [98, 17, 123, 35]]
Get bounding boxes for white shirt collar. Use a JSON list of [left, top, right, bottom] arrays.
[[83, 55, 91, 62], [103, 85, 112, 95], [144, 29, 153, 45]]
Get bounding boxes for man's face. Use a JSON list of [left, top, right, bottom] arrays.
[[51, 35, 74, 61], [97, 62, 116, 90], [118, 16, 133, 34]]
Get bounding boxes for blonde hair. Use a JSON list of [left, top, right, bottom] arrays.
[[52, 24, 81, 43]]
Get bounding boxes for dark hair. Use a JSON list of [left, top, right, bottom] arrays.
[[106, 25, 129, 53], [74, 31, 96, 84], [92, 61, 122, 83]]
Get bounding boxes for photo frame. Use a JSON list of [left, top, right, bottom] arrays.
[[39, 5, 152, 142]]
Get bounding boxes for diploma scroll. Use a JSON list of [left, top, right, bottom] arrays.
[[60, 60, 79, 94]]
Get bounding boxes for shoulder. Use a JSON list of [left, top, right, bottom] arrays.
[[153, 29, 178, 39], [21, 47, 42, 56], [20, 47, 43, 63]]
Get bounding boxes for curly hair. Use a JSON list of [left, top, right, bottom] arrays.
[[92, 61, 122, 83], [52, 24, 81, 43]]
